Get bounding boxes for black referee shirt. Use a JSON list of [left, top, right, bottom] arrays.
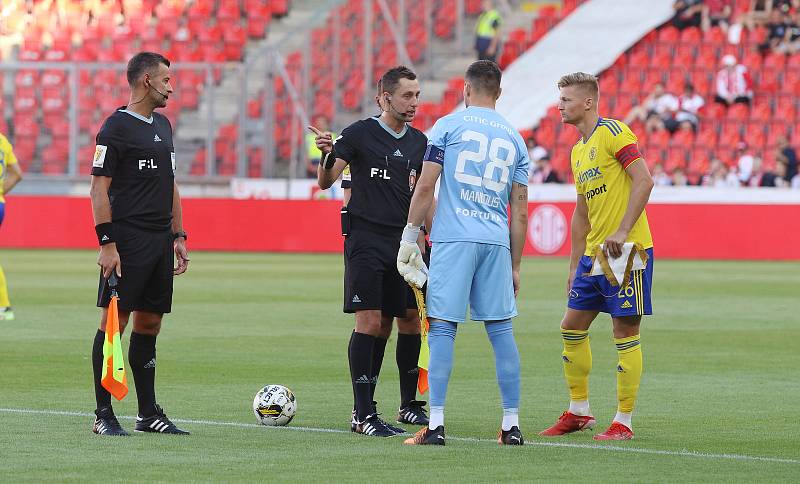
[[334, 117, 427, 229], [91, 107, 175, 231]]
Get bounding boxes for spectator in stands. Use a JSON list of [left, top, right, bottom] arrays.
[[702, 0, 734, 32], [529, 156, 561, 184], [702, 157, 740, 186], [759, 8, 789, 53], [746, 156, 781, 186], [791, 167, 800, 187], [672, 0, 704, 30], [306, 116, 333, 178], [526, 137, 549, 164], [669, 83, 704, 132], [776, 136, 798, 180], [672, 167, 690, 186], [772, 161, 790, 187], [624, 83, 679, 134], [775, 9, 800, 53], [651, 163, 673, 186], [475, 0, 502, 62], [740, 0, 774, 31], [736, 141, 756, 184], [714, 55, 753, 107]]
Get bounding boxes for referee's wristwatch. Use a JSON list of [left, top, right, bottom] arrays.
[[173, 231, 188, 241]]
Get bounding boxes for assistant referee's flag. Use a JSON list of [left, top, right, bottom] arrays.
[[411, 286, 429, 394], [101, 274, 128, 401]]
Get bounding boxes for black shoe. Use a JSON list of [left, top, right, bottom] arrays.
[[92, 407, 130, 436], [498, 426, 524, 445], [398, 400, 429, 426], [353, 403, 405, 434], [354, 413, 395, 437], [134, 404, 190, 435], [403, 425, 445, 445], [378, 416, 406, 434]]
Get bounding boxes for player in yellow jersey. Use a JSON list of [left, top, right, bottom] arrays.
[[0, 132, 24, 320], [539, 72, 655, 441]]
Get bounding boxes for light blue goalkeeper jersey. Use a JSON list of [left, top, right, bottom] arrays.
[[425, 106, 529, 249]]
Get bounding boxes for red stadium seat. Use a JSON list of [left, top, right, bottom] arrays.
[[658, 26, 679, 43], [703, 26, 725, 43], [695, 126, 718, 147], [745, 122, 766, 148], [725, 103, 750, 122], [763, 52, 786, 71], [679, 27, 702, 44]]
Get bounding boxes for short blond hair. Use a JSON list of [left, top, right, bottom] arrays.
[[557, 72, 599, 98]]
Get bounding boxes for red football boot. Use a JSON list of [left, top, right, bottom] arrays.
[[593, 422, 634, 441], [539, 411, 597, 436]]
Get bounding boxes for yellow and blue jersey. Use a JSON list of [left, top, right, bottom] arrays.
[[0, 133, 19, 204], [569, 117, 653, 256]]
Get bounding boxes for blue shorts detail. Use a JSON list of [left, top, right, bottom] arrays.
[[427, 241, 517, 323], [0, 201, 5, 226], [567, 248, 654, 317]]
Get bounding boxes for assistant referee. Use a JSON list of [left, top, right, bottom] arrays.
[[314, 66, 430, 437], [89, 52, 189, 436]]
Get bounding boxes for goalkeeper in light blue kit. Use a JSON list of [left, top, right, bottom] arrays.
[[397, 60, 530, 445]]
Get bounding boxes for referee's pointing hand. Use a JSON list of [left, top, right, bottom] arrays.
[[308, 125, 333, 155]]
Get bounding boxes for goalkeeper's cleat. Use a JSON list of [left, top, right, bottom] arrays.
[[403, 425, 445, 445], [398, 400, 429, 426], [498, 426, 525, 445], [539, 411, 596, 436], [593, 422, 634, 441], [92, 406, 130, 436], [354, 413, 395, 437], [134, 404, 190, 435], [0, 307, 14, 321]]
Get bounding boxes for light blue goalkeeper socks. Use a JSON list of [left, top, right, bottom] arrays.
[[485, 320, 520, 410], [428, 320, 458, 408]]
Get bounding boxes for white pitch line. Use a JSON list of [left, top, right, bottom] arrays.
[[1, 407, 798, 465]]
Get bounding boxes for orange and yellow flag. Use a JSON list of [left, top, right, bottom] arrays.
[[101, 292, 128, 400], [411, 286, 429, 394]]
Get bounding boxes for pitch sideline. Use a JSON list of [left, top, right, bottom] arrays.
[[1, 407, 797, 465]]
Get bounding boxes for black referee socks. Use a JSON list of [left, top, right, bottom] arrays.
[[397, 333, 422, 408], [92, 330, 112, 410], [129, 332, 157, 417], [349, 332, 376, 421], [370, 337, 388, 408]]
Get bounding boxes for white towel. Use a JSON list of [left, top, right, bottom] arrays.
[[590, 242, 647, 287]]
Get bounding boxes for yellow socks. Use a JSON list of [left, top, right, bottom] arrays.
[[561, 329, 591, 403], [0, 265, 10, 307], [615, 334, 642, 415]]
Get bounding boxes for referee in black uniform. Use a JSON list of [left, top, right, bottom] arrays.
[[89, 52, 190, 436], [314, 66, 431, 437]]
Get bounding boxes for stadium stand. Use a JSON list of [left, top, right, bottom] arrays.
[[3, 0, 798, 187], [526, 0, 800, 185]]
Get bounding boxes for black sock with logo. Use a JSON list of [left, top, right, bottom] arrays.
[[129, 332, 157, 417], [349, 332, 376, 421]]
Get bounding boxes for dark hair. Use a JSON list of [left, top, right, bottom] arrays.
[[465, 60, 502, 97], [126, 52, 170, 87], [379, 66, 417, 95]]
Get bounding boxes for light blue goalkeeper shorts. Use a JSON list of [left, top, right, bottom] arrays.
[[427, 241, 517, 323]]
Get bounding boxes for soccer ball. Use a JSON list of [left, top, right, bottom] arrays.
[[253, 385, 297, 426]]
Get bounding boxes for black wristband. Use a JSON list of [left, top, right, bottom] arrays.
[[322, 149, 337, 169], [173, 231, 188, 241], [95, 223, 114, 245]]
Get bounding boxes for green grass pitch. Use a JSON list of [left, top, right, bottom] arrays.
[[0, 250, 798, 482]]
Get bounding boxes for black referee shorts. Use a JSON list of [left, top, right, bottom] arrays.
[[343, 219, 417, 318], [97, 222, 174, 314]]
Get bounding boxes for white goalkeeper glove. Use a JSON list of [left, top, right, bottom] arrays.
[[397, 224, 428, 288]]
